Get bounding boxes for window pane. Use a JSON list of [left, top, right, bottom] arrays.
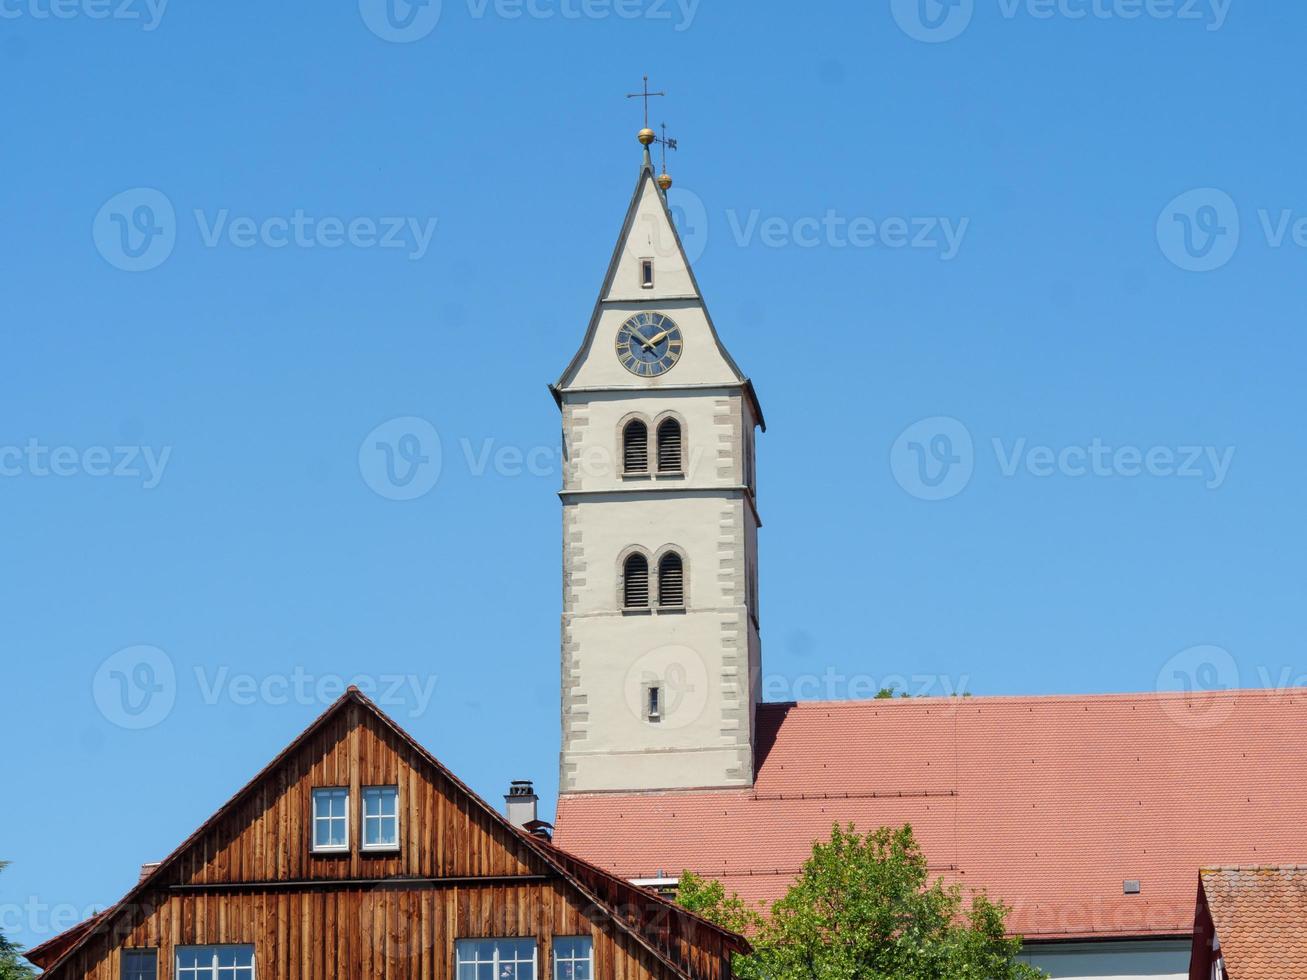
[[313, 788, 348, 848], [554, 936, 592, 980], [370, 785, 397, 816], [457, 939, 495, 963], [177, 949, 203, 969], [176, 946, 253, 980], [122, 948, 158, 980], [362, 787, 398, 846]]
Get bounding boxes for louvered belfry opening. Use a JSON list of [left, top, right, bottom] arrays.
[[623, 420, 649, 474], [657, 418, 682, 473], [658, 552, 684, 607], [623, 553, 650, 608]]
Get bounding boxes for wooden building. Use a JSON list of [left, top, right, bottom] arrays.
[[26, 688, 747, 980]]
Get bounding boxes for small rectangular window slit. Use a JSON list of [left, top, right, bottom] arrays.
[[647, 685, 662, 722], [640, 258, 654, 288]]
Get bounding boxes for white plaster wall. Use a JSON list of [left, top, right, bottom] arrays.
[[561, 388, 740, 494], [567, 745, 751, 794], [1019, 940, 1189, 979], [565, 301, 741, 390], [560, 489, 759, 791], [604, 174, 697, 302], [563, 606, 752, 791], [563, 494, 741, 615]]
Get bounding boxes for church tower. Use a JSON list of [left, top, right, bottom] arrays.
[[552, 125, 765, 794]]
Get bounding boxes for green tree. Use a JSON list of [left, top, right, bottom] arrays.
[[679, 824, 1044, 980], [0, 863, 36, 980]]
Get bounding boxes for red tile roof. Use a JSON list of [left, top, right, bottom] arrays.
[[553, 691, 1307, 942], [1198, 866, 1307, 979]]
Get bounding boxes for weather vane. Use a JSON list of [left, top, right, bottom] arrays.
[[654, 122, 677, 190]]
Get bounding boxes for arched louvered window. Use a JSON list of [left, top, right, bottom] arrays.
[[623, 552, 650, 608], [656, 418, 683, 474], [658, 552, 684, 607], [623, 420, 649, 474]]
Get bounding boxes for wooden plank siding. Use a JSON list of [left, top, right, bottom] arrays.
[[35, 694, 739, 980]]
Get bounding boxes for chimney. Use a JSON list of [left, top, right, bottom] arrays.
[[139, 862, 162, 882], [504, 780, 538, 829]]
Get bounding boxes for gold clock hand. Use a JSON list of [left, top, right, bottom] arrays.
[[643, 328, 670, 348]]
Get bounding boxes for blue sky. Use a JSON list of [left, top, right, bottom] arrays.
[[3, 0, 1306, 954]]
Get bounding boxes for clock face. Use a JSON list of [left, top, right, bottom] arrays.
[[615, 312, 684, 377]]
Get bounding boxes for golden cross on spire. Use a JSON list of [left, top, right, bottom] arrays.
[[626, 74, 666, 130]]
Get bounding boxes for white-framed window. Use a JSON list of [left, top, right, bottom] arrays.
[[175, 945, 254, 980], [121, 948, 157, 980], [455, 938, 536, 980], [553, 936, 593, 980], [362, 785, 399, 851], [311, 787, 349, 852]]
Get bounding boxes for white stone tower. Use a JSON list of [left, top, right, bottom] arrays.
[[553, 129, 764, 793]]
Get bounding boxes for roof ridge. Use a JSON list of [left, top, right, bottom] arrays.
[[758, 687, 1307, 710]]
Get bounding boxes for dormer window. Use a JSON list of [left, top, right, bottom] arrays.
[[640, 257, 654, 288], [312, 787, 349, 853]]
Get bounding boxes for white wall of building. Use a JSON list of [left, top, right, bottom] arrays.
[[1019, 940, 1189, 979]]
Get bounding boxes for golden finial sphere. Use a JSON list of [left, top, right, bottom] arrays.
[[656, 172, 673, 190], [638, 128, 656, 145]]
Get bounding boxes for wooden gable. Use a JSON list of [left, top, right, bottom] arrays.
[[31, 690, 744, 980]]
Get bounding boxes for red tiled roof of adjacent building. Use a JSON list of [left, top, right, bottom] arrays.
[[553, 691, 1307, 943], [1193, 866, 1307, 980]]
